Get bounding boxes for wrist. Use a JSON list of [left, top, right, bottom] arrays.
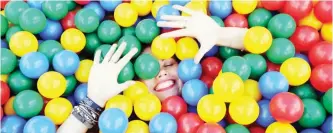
[[88, 95, 106, 108], [216, 27, 248, 50]]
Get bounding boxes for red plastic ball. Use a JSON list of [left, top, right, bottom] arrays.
[[200, 75, 213, 88], [225, 109, 236, 124], [269, 92, 304, 123], [261, 0, 286, 11], [224, 13, 248, 28], [61, 11, 77, 30], [314, 1, 332, 23], [266, 61, 280, 72], [196, 123, 226, 133], [290, 26, 320, 52], [0, 0, 9, 9], [162, 28, 181, 41], [281, 1, 312, 20], [162, 96, 187, 119], [249, 125, 265, 133], [74, 0, 90, 5], [1, 81, 10, 105], [310, 64, 332, 92], [201, 57, 223, 78], [177, 113, 205, 133], [308, 41, 332, 66], [0, 106, 3, 120]]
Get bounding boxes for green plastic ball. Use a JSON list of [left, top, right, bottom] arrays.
[[322, 88, 332, 114], [63, 75, 77, 96], [135, 19, 160, 44], [8, 70, 34, 94], [38, 40, 64, 62], [65, 0, 77, 11], [225, 124, 250, 133], [134, 54, 160, 80], [6, 26, 22, 42], [19, 8, 47, 34], [289, 83, 318, 99], [268, 13, 296, 38], [248, 8, 272, 27], [85, 33, 102, 55], [75, 8, 100, 33], [222, 56, 251, 81], [13, 90, 43, 119], [211, 16, 225, 27], [4, 1, 29, 25], [219, 46, 241, 60], [267, 38, 295, 64], [1, 48, 17, 74], [298, 99, 326, 128], [209, 87, 213, 94], [42, 1, 68, 20], [118, 62, 135, 83], [96, 44, 112, 61], [118, 35, 142, 58], [1, 15, 8, 37], [243, 54, 267, 79], [97, 20, 121, 44], [122, 27, 135, 36]]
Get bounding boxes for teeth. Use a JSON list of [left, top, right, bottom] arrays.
[[156, 80, 174, 90]]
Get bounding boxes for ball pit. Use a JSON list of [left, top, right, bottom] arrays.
[[0, 0, 332, 133]]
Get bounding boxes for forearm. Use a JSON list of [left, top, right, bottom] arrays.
[[216, 27, 248, 50], [57, 115, 88, 133]]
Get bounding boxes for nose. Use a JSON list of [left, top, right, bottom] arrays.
[[157, 70, 168, 79]]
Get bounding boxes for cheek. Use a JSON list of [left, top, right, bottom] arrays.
[[141, 79, 156, 92], [167, 66, 179, 77]]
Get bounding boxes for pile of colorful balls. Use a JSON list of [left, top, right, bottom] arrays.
[[0, 0, 332, 133]]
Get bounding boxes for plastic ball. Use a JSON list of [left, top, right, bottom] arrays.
[[213, 72, 244, 102], [232, 0, 257, 15], [298, 99, 326, 128], [0, 15, 8, 37], [0, 115, 26, 133], [209, 0, 232, 19], [151, 36, 176, 59], [13, 90, 43, 118], [114, 3, 138, 27], [4, 1, 29, 25], [248, 8, 272, 27], [261, 0, 285, 11], [1, 81, 10, 105], [162, 96, 187, 119], [244, 26, 272, 54], [266, 61, 280, 72], [126, 120, 149, 133], [99, 108, 128, 133], [118, 35, 142, 57], [222, 56, 251, 81], [176, 37, 199, 60], [97, 20, 121, 44], [201, 57, 222, 78], [196, 123, 226, 133], [37, 71, 66, 99], [169, 0, 190, 6], [27, 0, 43, 10], [156, 5, 180, 22], [123, 81, 149, 103], [204, 45, 219, 57], [42, 1, 68, 20], [280, 57, 311, 86], [39, 19, 63, 40], [266, 38, 295, 64], [290, 26, 320, 52], [0, 39, 8, 49], [63, 75, 77, 96], [310, 64, 332, 92], [256, 100, 275, 127], [225, 124, 250, 133], [321, 23, 332, 43], [259, 71, 288, 99], [96, 44, 112, 60], [229, 96, 259, 125], [52, 50, 80, 76], [61, 11, 76, 30], [267, 13, 296, 38], [74, 0, 90, 5], [122, 26, 135, 36], [151, 1, 169, 18], [4, 96, 15, 115], [299, 10, 322, 30], [281, 1, 312, 20], [118, 62, 135, 83], [105, 95, 132, 118], [23, 116, 56, 133], [75, 59, 93, 83], [182, 79, 208, 106], [135, 19, 160, 44], [314, 1, 332, 23], [73, 83, 87, 104], [149, 113, 177, 133], [182, 2, 207, 16], [248, 126, 265, 133], [219, 46, 241, 59], [84, 33, 102, 54], [300, 129, 323, 133], [177, 113, 204, 133], [243, 79, 261, 101], [100, 0, 122, 12], [134, 93, 161, 121], [243, 54, 267, 79], [131, 0, 153, 16], [1, 48, 17, 74], [45, 98, 73, 125], [321, 116, 332, 133], [85, 2, 105, 21], [322, 88, 332, 114], [289, 83, 318, 99], [65, 0, 77, 11], [19, 8, 47, 34], [197, 94, 226, 123], [266, 122, 297, 133], [61, 28, 86, 53], [9, 31, 38, 57], [38, 40, 64, 61], [19, 52, 49, 79], [224, 13, 248, 28], [134, 54, 160, 80], [75, 8, 99, 33], [308, 41, 332, 66], [5, 26, 22, 43], [177, 59, 202, 82]]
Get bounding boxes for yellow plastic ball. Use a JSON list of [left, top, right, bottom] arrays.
[[114, 3, 138, 27], [9, 31, 38, 57], [243, 79, 261, 101], [151, 36, 176, 59], [176, 37, 199, 60], [134, 93, 161, 121], [0, 10, 4, 16], [197, 94, 226, 123], [229, 96, 259, 125], [60, 28, 86, 53], [280, 57, 311, 86], [321, 23, 332, 43], [191, 0, 208, 8], [182, 2, 207, 16], [312, 0, 319, 6], [75, 59, 93, 83], [45, 97, 73, 125], [1, 74, 8, 83], [131, 0, 153, 16], [266, 122, 297, 133], [212, 72, 244, 103], [105, 95, 133, 118], [4, 96, 15, 115], [126, 120, 149, 133], [123, 81, 149, 103], [37, 71, 66, 99], [151, 1, 169, 18], [299, 10, 322, 30], [244, 26, 272, 54], [232, 0, 258, 15]]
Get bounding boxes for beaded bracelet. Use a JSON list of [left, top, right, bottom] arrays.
[[72, 97, 103, 128]]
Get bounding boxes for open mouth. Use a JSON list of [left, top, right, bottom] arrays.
[[154, 79, 177, 92]]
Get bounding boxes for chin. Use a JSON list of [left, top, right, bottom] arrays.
[[153, 78, 183, 101]]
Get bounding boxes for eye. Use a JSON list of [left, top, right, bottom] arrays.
[[164, 63, 174, 67]]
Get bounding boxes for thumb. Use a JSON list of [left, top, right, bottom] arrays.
[[194, 41, 214, 64], [118, 80, 136, 91]]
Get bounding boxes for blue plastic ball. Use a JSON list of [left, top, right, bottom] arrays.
[[149, 113, 177, 133], [1, 39, 8, 49], [27, 0, 43, 10], [52, 50, 80, 76], [38, 40, 44, 45], [156, 5, 180, 22], [39, 19, 63, 40], [169, 0, 190, 6], [1, 115, 27, 133], [66, 95, 77, 106], [19, 52, 49, 79], [99, 0, 122, 12], [99, 108, 128, 133], [321, 116, 332, 133], [301, 129, 323, 133], [187, 105, 197, 113], [74, 83, 88, 104], [259, 71, 289, 99], [204, 45, 219, 57], [178, 59, 202, 82], [218, 119, 227, 128], [23, 116, 56, 133], [209, 0, 232, 19], [294, 53, 310, 63], [256, 100, 275, 127], [85, 2, 105, 21], [181, 79, 208, 106]]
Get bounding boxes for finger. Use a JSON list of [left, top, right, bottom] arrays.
[[173, 5, 195, 15], [118, 80, 136, 90], [157, 21, 186, 28], [159, 29, 191, 38], [194, 43, 214, 64], [93, 50, 102, 64], [117, 48, 138, 68], [102, 44, 118, 63], [160, 15, 188, 21], [110, 42, 127, 63]]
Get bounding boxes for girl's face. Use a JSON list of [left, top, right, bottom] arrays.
[[140, 48, 183, 101]]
